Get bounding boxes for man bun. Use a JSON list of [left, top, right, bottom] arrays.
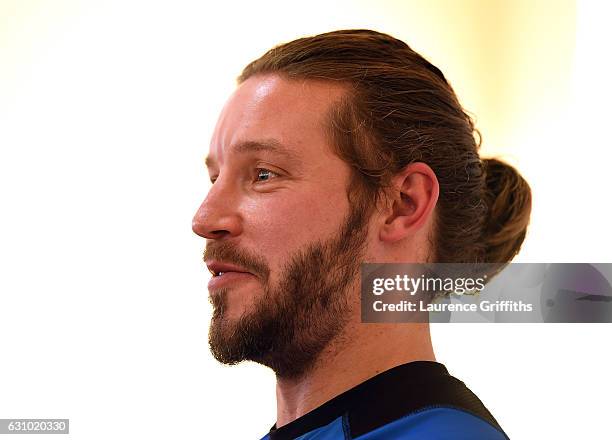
[[481, 158, 532, 263]]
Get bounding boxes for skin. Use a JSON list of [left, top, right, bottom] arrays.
[[192, 74, 440, 428]]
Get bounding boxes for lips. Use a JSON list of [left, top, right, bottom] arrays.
[[208, 271, 254, 290], [206, 261, 255, 290], [206, 261, 252, 277]]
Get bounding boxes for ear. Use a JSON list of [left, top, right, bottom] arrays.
[[379, 162, 439, 243]]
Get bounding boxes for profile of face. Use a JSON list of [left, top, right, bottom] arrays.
[[192, 75, 372, 379]]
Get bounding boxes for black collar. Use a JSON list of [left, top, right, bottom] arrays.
[[267, 361, 493, 440]]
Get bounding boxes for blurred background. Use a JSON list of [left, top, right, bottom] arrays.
[[0, 0, 609, 438]]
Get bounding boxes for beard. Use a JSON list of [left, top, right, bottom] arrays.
[[205, 203, 370, 379]]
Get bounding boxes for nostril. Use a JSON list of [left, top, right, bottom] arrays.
[[209, 229, 231, 239]]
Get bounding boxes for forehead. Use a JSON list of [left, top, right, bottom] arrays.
[[207, 74, 346, 168]]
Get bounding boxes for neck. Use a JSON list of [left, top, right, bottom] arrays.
[[274, 320, 435, 428]]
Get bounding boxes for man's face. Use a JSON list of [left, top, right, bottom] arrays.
[[192, 75, 371, 378]]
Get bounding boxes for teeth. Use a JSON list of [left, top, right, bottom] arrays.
[[218, 272, 225, 276]]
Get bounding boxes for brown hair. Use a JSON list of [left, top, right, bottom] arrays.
[[238, 29, 531, 263]]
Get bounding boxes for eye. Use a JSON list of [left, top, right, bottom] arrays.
[[255, 168, 278, 182]]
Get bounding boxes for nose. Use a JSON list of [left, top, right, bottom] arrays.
[[192, 182, 243, 240]]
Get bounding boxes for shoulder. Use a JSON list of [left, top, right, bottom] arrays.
[[351, 406, 509, 439]]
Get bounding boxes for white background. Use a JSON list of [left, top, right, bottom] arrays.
[[0, 1, 610, 438]]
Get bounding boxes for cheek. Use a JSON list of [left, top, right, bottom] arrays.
[[241, 188, 349, 258]]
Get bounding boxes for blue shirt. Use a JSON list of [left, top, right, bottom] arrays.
[[260, 361, 509, 439]]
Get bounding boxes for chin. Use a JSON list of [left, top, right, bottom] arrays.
[[225, 289, 262, 319]]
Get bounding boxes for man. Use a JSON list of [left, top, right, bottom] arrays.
[[193, 29, 530, 439]]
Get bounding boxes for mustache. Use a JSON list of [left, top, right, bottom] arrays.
[[204, 242, 270, 281]]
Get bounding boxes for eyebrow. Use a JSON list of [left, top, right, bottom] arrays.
[[205, 139, 302, 168]]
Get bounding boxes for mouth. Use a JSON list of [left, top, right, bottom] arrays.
[[206, 263, 256, 291], [206, 261, 253, 278]]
